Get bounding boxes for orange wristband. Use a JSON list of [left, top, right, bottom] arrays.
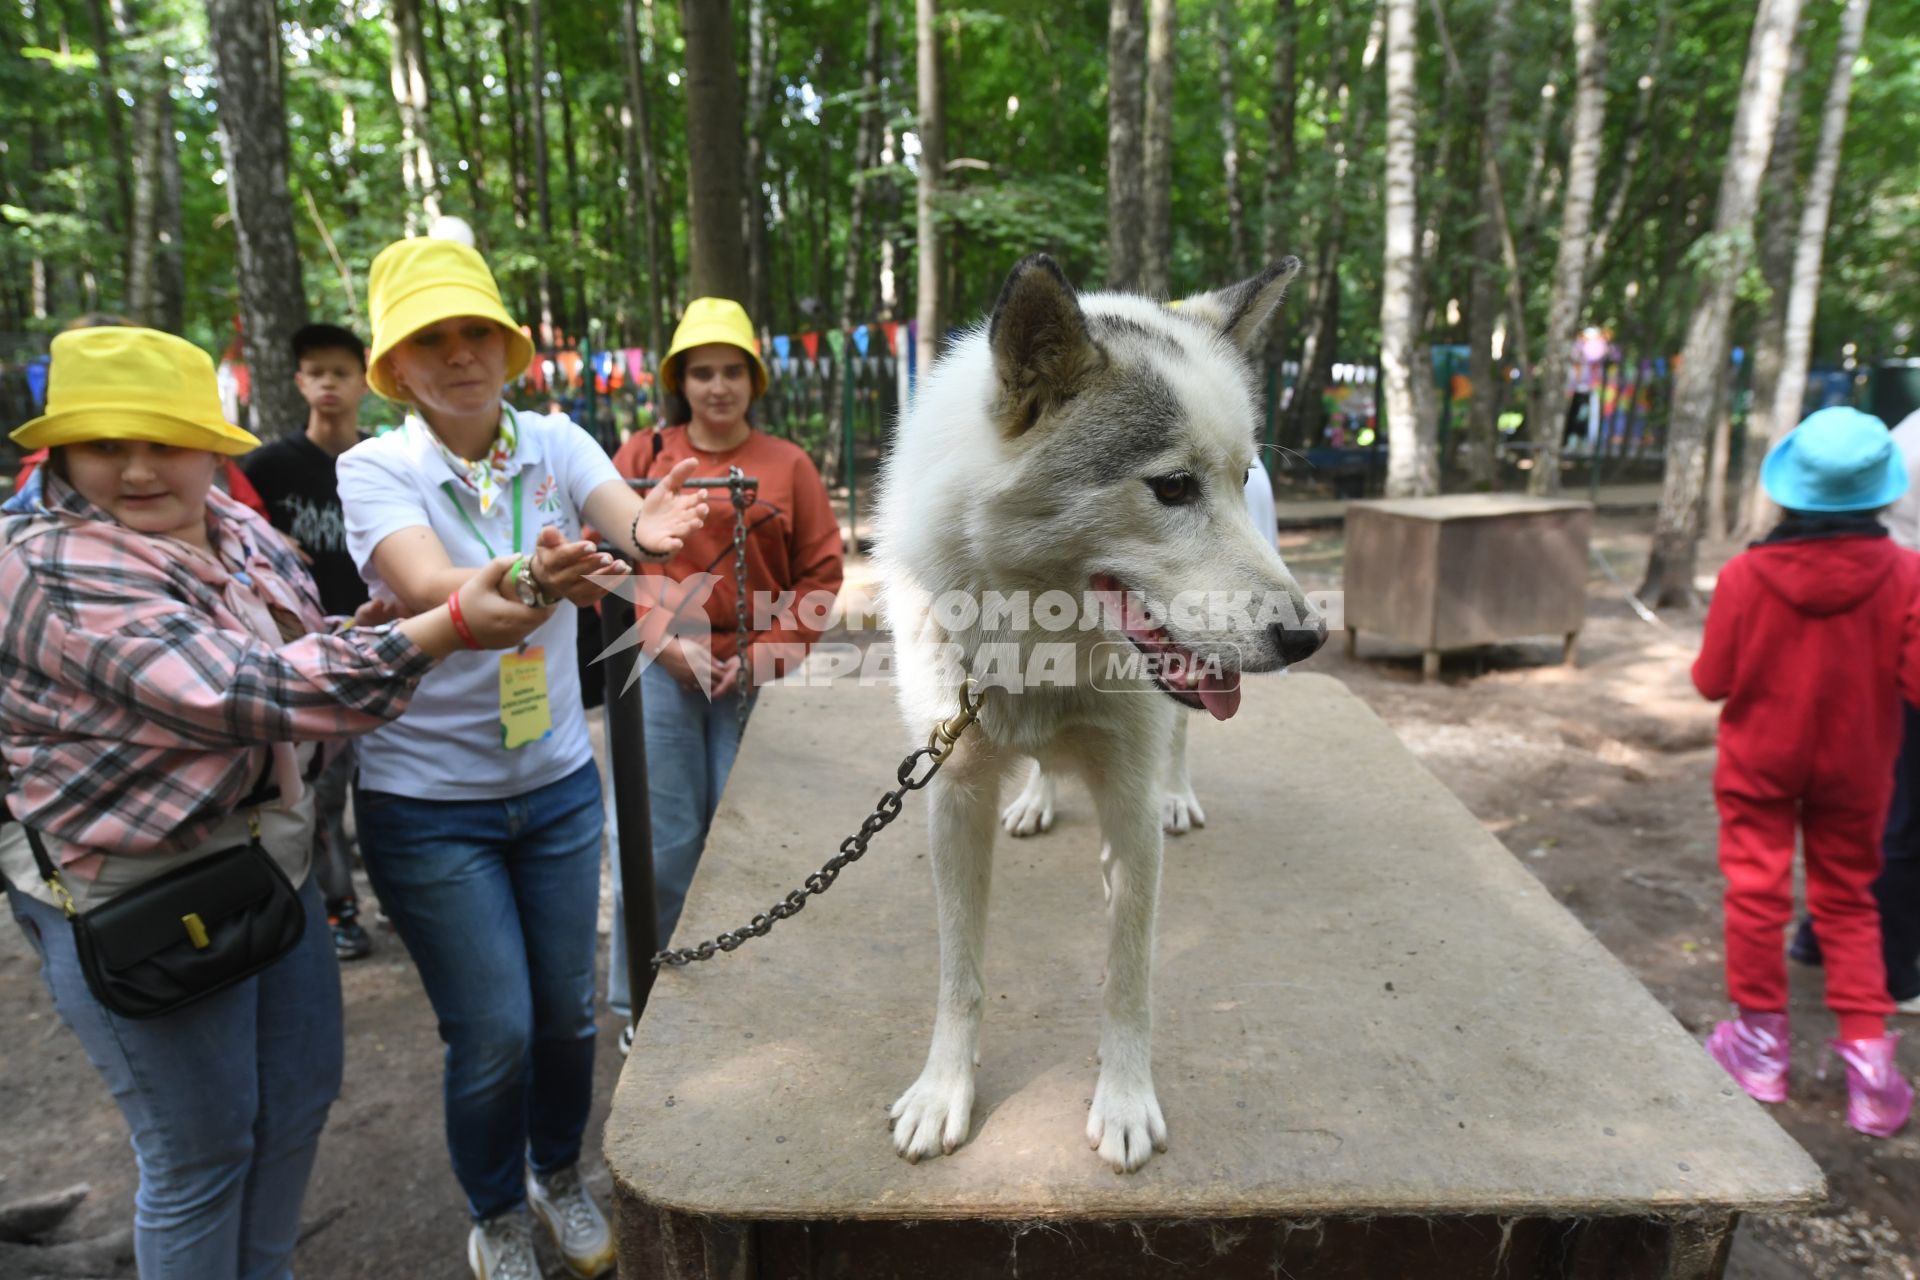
[[446, 589, 481, 650]]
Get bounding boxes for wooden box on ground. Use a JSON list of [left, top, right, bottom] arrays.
[[1342, 494, 1594, 679], [606, 680, 1820, 1279]]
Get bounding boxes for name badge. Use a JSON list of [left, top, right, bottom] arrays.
[[500, 647, 554, 750]]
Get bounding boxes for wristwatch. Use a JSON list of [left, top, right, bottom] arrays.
[[513, 556, 558, 608]]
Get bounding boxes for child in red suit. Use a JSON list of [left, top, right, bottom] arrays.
[[1694, 407, 1920, 1136]]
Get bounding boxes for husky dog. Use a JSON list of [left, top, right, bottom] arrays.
[[871, 255, 1327, 1172]]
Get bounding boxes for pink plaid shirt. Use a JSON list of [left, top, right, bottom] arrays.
[[0, 476, 433, 880]]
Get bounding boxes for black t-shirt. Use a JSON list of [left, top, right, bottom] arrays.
[[240, 433, 371, 616]]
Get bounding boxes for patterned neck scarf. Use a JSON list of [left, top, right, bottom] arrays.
[[420, 407, 520, 514]]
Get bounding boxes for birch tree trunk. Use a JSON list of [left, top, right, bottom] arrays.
[[1106, 0, 1146, 290], [128, 83, 161, 324], [432, 0, 494, 244], [153, 88, 186, 334], [914, 0, 944, 376], [82, 0, 130, 241], [681, 0, 750, 303], [621, 0, 666, 351], [496, 0, 531, 233], [529, 0, 565, 340], [839, 0, 885, 328], [206, 0, 310, 436], [1260, 0, 1296, 268], [1140, 0, 1176, 297], [1525, 0, 1607, 496], [1284, 1, 1382, 450], [1587, 0, 1671, 275], [1642, 0, 1804, 605], [1213, 0, 1249, 277], [555, 45, 586, 339], [1726, 25, 1808, 540], [744, 0, 774, 328], [388, 0, 441, 234], [1380, 0, 1436, 497], [1464, 0, 1516, 491], [1745, 0, 1872, 536]]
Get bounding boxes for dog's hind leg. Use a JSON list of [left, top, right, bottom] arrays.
[[1085, 755, 1170, 1172], [1161, 713, 1205, 835], [1000, 757, 1057, 836], [891, 750, 1006, 1162]]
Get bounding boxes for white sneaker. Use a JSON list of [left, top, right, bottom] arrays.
[[1895, 994, 1920, 1016], [467, 1208, 539, 1280], [527, 1164, 616, 1278], [618, 1022, 634, 1057]]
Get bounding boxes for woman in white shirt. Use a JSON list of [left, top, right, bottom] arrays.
[[338, 236, 704, 1280]]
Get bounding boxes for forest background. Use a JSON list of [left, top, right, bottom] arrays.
[[2, 0, 1917, 595]]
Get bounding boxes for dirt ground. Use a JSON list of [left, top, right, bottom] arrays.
[[3, 511, 1917, 1278]]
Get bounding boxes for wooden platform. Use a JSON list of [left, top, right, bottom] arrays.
[[605, 677, 1822, 1279]]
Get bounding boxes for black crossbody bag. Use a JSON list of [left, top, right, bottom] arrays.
[[23, 759, 314, 1021]]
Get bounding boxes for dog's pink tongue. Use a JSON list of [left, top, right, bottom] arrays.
[[1197, 673, 1240, 721]]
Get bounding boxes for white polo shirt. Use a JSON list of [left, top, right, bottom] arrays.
[[339, 407, 623, 801]]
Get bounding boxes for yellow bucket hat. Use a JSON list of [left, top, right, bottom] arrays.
[[662, 297, 769, 398], [10, 327, 260, 455], [364, 236, 534, 402]]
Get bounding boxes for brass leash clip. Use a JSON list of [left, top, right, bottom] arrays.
[[925, 678, 984, 763]]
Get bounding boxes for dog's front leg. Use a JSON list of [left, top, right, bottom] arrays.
[[1161, 712, 1205, 835], [1087, 777, 1169, 1172], [890, 760, 1001, 1162]]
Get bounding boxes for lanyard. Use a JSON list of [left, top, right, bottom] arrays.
[[440, 471, 523, 559]]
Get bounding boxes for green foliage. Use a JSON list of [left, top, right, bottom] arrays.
[[0, 0, 1915, 382]]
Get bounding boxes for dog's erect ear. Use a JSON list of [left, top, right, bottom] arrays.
[[989, 254, 1103, 439], [1174, 257, 1304, 357]]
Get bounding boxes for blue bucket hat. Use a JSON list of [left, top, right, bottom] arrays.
[[1760, 407, 1907, 513]]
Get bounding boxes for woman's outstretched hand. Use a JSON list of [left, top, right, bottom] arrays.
[[633, 457, 710, 558], [526, 525, 629, 606]]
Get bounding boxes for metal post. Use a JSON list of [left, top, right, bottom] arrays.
[[1587, 382, 1602, 504], [599, 580, 661, 1028], [843, 355, 858, 549]]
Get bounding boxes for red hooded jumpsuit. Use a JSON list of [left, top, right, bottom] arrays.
[[1693, 532, 1920, 1039]]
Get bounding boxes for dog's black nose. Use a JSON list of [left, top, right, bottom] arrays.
[[1274, 615, 1328, 667]]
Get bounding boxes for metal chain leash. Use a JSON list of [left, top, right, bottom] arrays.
[[728, 467, 754, 733], [651, 680, 986, 968]]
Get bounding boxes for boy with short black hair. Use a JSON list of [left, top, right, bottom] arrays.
[[242, 321, 376, 959]]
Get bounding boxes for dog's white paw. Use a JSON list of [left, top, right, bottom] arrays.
[[1000, 774, 1056, 837], [1085, 1073, 1168, 1172], [889, 1069, 976, 1162], [1161, 788, 1205, 835]]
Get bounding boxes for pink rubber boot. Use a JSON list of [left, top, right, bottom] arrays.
[[1827, 1035, 1913, 1138], [1705, 1011, 1790, 1103]]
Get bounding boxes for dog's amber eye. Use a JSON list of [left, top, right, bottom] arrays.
[[1147, 473, 1197, 506]]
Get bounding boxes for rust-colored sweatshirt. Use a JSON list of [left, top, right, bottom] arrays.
[[612, 426, 844, 677]]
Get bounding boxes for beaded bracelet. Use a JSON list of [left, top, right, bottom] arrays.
[[629, 513, 674, 563]]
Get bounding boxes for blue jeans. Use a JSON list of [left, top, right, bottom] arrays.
[[8, 878, 342, 1280], [355, 760, 602, 1221], [606, 663, 752, 1016]]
